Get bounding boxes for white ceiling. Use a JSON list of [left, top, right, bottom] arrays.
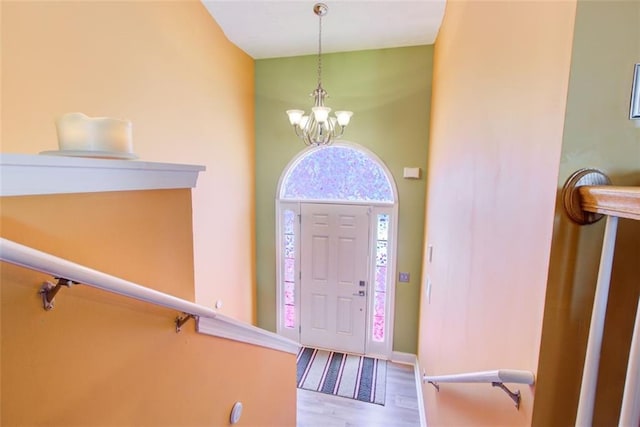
[[202, 1, 446, 59]]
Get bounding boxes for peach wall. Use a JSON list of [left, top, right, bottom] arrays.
[[418, 1, 576, 425], [1, 1, 256, 322], [0, 191, 296, 426]]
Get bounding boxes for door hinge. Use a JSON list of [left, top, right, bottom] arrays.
[[298, 214, 301, 224]]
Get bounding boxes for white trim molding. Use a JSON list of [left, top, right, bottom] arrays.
[[0, 153, 205, 196], [198, 316, 300, 355], [391, 351, 417, 365], [414, 357, 427, 427], [389, 352, 427, 426]]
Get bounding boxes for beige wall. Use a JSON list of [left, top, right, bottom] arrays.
[[1, 1, 256, 322], [534, 1, 640, 425], [0, 191, 296, 426], [418, 1, 576, 425]]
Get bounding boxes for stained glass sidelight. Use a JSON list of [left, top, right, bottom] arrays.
[[373, 213, 390, 342], [282, 146, 394, 202], [283, 210, 296, 329]]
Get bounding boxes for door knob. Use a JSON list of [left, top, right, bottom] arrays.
[[352, 290, 365, 296]]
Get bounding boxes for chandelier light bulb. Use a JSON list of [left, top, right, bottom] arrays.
[[312, 106, 331, 123], [335, 111, 353, 126], [286, 109, 304, 126], [285, 3, 353, 146]]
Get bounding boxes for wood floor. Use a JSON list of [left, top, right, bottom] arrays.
[[297, 361, 422, 427]]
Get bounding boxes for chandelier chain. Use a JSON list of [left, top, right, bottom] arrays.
[[317, 11, 322, 86]]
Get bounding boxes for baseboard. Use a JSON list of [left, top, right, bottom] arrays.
[[390, 351, 427, 426], [414, 358, 427, 427], [390, 351, 417, 365]]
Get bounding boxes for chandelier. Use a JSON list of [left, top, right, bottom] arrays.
[[286, 3, 353, 146]]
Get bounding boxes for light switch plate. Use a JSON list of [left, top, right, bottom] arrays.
[[403, 167, 421, 179], [399, 272, 410, 282]]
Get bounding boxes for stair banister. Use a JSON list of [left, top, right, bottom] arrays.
[[562, 169, 640, 427], [619, 296, 640, 426]]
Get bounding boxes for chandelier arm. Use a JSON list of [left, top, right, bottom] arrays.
[[292, 125, 306, 139], [308, 120, 320, 144], [333, 124, 345, 139], [302, 119, 316, 145], [328, 121, 340, 143]]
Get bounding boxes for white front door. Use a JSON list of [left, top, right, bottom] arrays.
[[300, 203, 370, 354]]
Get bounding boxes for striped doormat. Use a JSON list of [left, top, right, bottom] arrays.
[[296, 347, 387, 405]]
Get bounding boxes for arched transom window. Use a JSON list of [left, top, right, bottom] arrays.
[[281, 145, 394, 203]]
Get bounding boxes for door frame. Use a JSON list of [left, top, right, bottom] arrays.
[[275, 142, 398, 358], [276, 200, 397, 358]]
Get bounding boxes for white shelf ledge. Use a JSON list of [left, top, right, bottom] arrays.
[[0, 153, 205, 196]]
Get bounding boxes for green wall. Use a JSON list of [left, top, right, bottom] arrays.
[[255, 46, 433, 354], [533, 1, 640, 425]]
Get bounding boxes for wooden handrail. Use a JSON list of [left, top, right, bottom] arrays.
[[578, 185, 640, 220]]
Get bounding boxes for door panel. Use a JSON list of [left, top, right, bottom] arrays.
[[300, 203, 369, 354], [336, 297, 353, 334], [311, 294, 327, 329], [311, 234, 329, 280]]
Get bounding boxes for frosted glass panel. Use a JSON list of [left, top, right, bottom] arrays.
[[376, 241, 388, 266], [373, 316, 385, 342], [284, 258, 295, 283], [377, 214, 389, 240], [375, 266, 387, 292], [283, 210, 295, 234], [373, 213, 389, 342], [284, 305, 295, 329], [282, 146, 393, 202], [282, 209, 296, 329], [284, 281, 295, 305], [284, 234, 295, 258]]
